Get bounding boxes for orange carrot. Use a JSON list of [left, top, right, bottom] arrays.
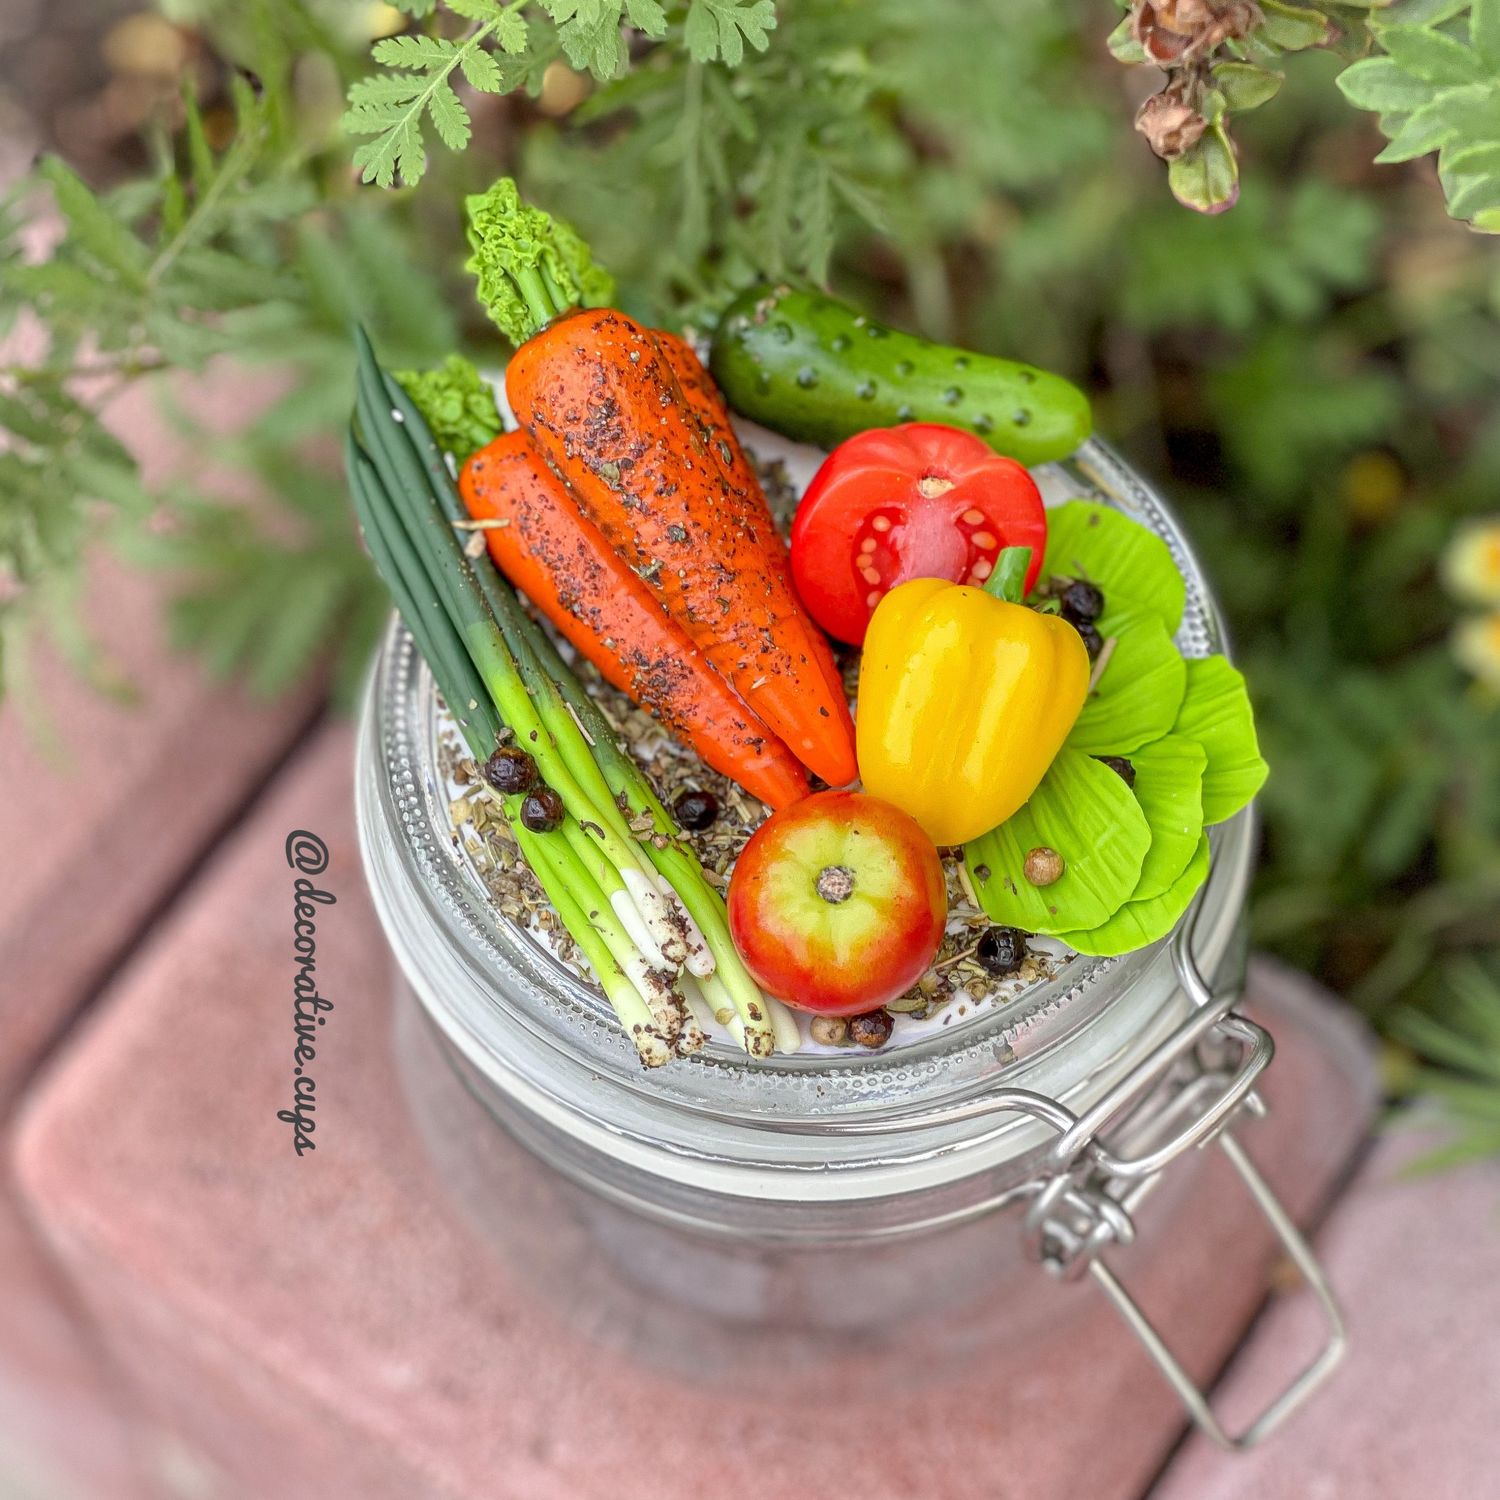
[[655, 332, 854, 718], [460, 430, 812, 810], [507, 309, 859, 787]]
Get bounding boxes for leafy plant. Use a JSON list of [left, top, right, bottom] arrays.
[[344, 0, 776, 188], [1, 34, 458, 701], [1339, 0, 1500, 231], [1110, 0, 1500, 231], [1390, 959, 1500, 1170]]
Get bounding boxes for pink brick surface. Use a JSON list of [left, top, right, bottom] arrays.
[[0, 291, 320, 1496], [0, 368, 320, 1100], [0, 1201, 147, 1499], [1151, 1119, 1500, 1500], [11, 724, 1379, 1500]]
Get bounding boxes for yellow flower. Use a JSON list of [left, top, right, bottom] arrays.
[[1443, 520, 1500, 606], [1453, 611, 1500, 691]]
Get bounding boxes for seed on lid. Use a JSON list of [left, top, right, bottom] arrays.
[[971, 557, 993, 581], [972, 530, 997, 550], [961, 508, 985, 525], [871, 515, 892, 532], [861, 566, 881, 585]]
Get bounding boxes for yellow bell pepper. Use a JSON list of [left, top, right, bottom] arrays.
[[856, 554, 1090, 846]]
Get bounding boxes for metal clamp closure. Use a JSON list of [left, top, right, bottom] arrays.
[[1008, 919, 1346, 1450], [729, 894, 1347, 1449]]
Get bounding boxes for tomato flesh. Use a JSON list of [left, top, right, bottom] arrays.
[[791, 423, 1047, 644]]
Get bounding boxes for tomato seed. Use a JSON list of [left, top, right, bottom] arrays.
[[972, 530, 997, 550], [866, 590, 882, 606], [861, 566, 881, 585], [971, 558, 993, 581], [961, 508, 985, 525], [871, 515, 893, 532]]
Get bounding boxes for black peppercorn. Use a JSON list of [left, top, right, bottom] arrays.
[[1095, 755, 1137, 790], [674, 789, 720, 831], [484, 745, 538, 795], [976, 926, 1028, 976], [1072, 619, 1104, 657], [848, 1009, 894, 1048], [1059, 579, 1105, 624], [519, 787, 565, 832]]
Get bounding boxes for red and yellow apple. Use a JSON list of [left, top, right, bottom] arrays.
[[727, 790, 947, 1015]]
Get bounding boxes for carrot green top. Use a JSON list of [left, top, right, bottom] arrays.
[[394, 355, 504, 458], [464, 177, 616, 347]]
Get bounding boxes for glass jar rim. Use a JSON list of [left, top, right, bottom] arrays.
[[357, 436, 1252, 1191]]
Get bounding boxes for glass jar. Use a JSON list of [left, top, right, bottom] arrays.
[[356, 436, 1343, 1450]]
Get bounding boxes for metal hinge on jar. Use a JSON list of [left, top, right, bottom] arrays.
[[1008, 917, 1346, 1451], [798, 898, 1347, 1453]]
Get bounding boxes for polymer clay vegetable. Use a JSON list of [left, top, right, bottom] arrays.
[[857, 547, 1090, 847], [346, 333, 783, 1066], [728, 791, 947, 1016], [790, 423, 1048, 645], [466, 180, 857, 789], [710, 284, 1092, 467], [460, 430, 811, 810], [966, 501, 1268, 955]]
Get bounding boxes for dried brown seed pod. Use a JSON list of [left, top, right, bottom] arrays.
[[1135, 89, 1208, 160]]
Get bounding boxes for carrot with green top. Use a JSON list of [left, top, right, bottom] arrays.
[[464, 179, 858, 789]]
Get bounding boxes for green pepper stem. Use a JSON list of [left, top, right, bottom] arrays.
[[982, 545, 1032, 605]]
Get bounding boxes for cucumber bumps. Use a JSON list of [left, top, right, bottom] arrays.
[[710, 284, 1092, 466]]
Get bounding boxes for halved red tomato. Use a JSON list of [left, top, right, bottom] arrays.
[[790, 423, 1048, 645]]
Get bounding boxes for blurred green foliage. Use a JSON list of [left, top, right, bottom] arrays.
[[2, 0, 1497, 1143]]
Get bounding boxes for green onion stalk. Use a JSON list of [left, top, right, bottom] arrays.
[[349, 332, 782, 1062], [393, 340, 792, 1062], [352, 336, 687, 968]]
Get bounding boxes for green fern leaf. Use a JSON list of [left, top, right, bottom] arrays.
[[684, 0, 776, 66], [427, 79, 472, 150], [491, 12, 530, 56], [36, 159, 149, 285], [1375, 23, 1488, 84], [346, 74, 429, 109], [372, 35, 462, 69], [460, 45, 504, 90]]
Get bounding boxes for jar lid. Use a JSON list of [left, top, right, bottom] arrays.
[[358, 436, 1253, 1198]]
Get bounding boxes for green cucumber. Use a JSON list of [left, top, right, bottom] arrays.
[[709, 283, 1092, 466]]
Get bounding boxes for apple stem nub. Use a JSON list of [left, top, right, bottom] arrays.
[[815, 865, 856, 904]]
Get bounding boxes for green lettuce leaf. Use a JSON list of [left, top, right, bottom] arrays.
[[1039, 500, 1186, 633], [1057, 833, 1211, 958], [1067, 609, 1187, 754], [1126, 733, 1207, 901], [966, 749, 1151, 933], [1173, 656, 1268, 824]]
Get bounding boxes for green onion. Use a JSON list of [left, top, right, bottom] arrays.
[[382, 356, 782, 1057], [353, 333, 686, 971], [346, 329, 776, 1065]]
